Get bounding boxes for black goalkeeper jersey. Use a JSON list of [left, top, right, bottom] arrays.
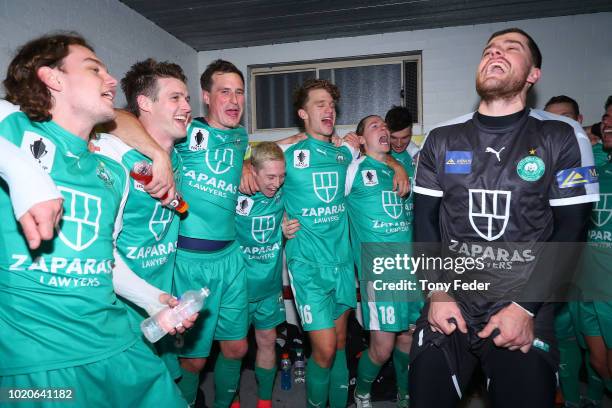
[[414, 108, 599, 328]]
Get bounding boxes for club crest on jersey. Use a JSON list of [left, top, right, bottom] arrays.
[[336, 153, 347, 163], [149, 203, 174, 241], [361, 169, 378, 186], [313, 172, 338, 203], [382, 191, 403, 219], [96, 162, 114, 186], [21, 131, 56, 173], [556, 166, 598, 188], [517, 156, 545, 182], [189, 127, 209, 151], [205, 148, 234, 174], [294, 149, 310, 168], [468, 189, 511, 241], [57, 186, 101, 251], [445, 151, 472, 174], [251, 215, 275, 244], [236, 196, 254, 216], [591, 193, 612, 227]]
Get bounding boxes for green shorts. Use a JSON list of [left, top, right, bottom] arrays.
[[249, 291, 285, 331], [554, 302, 580, 341], [0, 341, 186, 407], [287, 259, 356, 331], [577, 301, 612, 348], [359, 281, 423, 332], [173, 241, 248, 358]]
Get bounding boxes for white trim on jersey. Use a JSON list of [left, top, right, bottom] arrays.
[[549, 194, 600, 207], [342, 141, 361, 160], [344, 155, 366, 196], [413, 185, 444, 197]]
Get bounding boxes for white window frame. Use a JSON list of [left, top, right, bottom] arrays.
[[248, 53, 422, 134]]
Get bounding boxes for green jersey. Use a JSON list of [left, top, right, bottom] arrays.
[[176, 118, 248, 240], [282, 137, 358, 266], [592, 143, 610, 168], [91, 134, 182, 324], [0, 104, 135, 375], [346, 156, 412, 275], [235, 190, 284, 301], [390, 149, 415, 223]]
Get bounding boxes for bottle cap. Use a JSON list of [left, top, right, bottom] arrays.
[[282, 353, 289, 359]]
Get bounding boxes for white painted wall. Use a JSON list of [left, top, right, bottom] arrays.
[[0, 0, 200, 111], [199, 12, 612, 141]]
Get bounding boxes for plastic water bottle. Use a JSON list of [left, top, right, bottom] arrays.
[[280, 353, 292, 390], [130, 160, 189, 213], [294, 348, 305, 384], [141, 288, 209, 343]]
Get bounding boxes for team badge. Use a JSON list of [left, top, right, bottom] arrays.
[[251, 215, 275, 244], [96, 162, 114, 186], [312, 172, 338, 203], [294, 149, 310, 168], [445, 151, 472, 174], [189, 127, 209, 151], [236, 196, 254, 216], [336, 153, 346, 163], [591, 193, 612, 227], [517, 156, 545, 182], [361, 169, 378, 186], [206, 148, 234, 174], [57, 186, 101, 251], [468, 189, 511, 241], [149, 203, 174, 241], [21, 131, 56, 173], [382, 191, 403, 219], [556, 166, 598, 188]]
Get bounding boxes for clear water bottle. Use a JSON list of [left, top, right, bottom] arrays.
[[280, 353, 292, 390], [141, 288, 209, 343], [294, 348, 305, 384]]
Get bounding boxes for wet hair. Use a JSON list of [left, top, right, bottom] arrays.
[[385, 105, 413, 132], [487, 28, 542, 69], [293, 79, 340, 112], [356, 115, 379, 136], [121, 58, 187, 117], [250, 141, 285, 170], [199, 59, 244, 92], [4, 32, 93, 121], [544, 95, 580, 117]]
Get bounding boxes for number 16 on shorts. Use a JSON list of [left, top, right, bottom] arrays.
[[298, 304, 313, 324]]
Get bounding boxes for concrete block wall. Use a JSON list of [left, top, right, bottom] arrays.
[[198, 12, 612, 140], [0, 0, 200, 111]]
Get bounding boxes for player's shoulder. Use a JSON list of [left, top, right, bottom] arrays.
[[0, 100, 23, 122], [422, 112, 476, 147], [277, 133, 307, 153], [92, 133, 132, 158], [528, 109, 586, 140]]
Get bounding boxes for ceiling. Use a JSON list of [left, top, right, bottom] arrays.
[[120, 0, 612, 51]]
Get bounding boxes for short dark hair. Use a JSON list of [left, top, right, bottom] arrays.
[[121, 58, 187, 117], [605, 95, 612, 111], [356, 115, 379, 136], [487, 28, 542, 69], [544, 95, 580, 117], [385, 105, 413, 132], [199, 59, 244, 92], [4, 32, 93, 121], [293, 79, 340, 112]]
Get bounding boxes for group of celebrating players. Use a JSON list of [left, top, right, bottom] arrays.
[[0, 24, 610, 408]]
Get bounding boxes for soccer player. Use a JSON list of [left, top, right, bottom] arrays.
[[386, 105, 420, 165], [346, 115, 423, 408], [410, 28, 598, 407], [234, 142, 286, 408], [108, 59, 250, 407], [545, 95, 605, 408], [272, 78, 409, 408], [577, 109, 612, 398], [0, 33, 186, 406], [91, 58, 191, 379]]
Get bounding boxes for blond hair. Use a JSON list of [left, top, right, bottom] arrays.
[[251, 142, 285, 170]]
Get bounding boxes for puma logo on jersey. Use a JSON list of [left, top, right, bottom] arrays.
[[315, 148, 327, 156], [485, 146, 505, 162]]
